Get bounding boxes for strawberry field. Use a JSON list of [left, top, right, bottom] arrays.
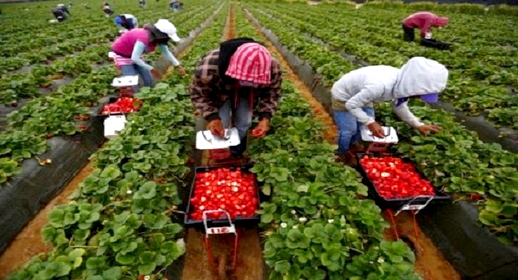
[[1, 0, 518, 279]]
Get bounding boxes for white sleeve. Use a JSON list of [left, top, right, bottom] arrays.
[[392, 101, 424, 128], [345, 84, 384, 125]]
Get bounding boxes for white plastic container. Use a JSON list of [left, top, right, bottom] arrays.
[[104, 114, 127, 139], [196, 128, 240, 150], [360, 126, 399, 144], [111, 75, 139, 88], [108, 51, 117, 59]]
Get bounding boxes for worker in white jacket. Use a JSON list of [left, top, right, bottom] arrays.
[[331, 57, 448, 157]]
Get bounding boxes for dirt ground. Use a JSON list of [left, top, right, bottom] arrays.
[[0, 3, 461, 280], [0, 163, 94, 279], [244, 9, 461, 280], [181, 228, 263, 280], [181, 5, 266, 280]]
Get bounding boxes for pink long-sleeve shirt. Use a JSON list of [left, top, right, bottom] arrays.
[[402, 12, 449, 38]]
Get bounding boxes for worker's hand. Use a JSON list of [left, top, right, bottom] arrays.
[[424, 32, 432, 39], [367, 122, 385, 138], [177, 66, 186, 76], [150, 68, 161, 80], [207, 119, 225, 138], [416, 124, 441, 136], [251, 119, 270, 138]]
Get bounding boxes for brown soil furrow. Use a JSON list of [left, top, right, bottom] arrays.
[[0, 163, 94, 279], [242, 7, 459, 280]]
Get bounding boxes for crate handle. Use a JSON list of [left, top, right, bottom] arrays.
[[202, 210, 236, 237], [395, 195, 434, 216]]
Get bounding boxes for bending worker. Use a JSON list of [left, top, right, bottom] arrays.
[[402, 11, 449, 42], [103, 2, 114, 16], [188, 38, 283, 160], [57, 3, 71, 16], [331, 57, 449, 163], [111, 19, 186, 92]]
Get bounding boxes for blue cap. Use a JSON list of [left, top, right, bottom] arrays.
[[396, 93, 439, 107], [114, 16, 122, 25], [420, 93, 439, 103]]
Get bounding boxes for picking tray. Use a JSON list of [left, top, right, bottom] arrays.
[[184, 163, 261, 231], [355, 152, 450, 211]]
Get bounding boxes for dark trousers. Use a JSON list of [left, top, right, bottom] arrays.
[[104, 8, 114, 15], [402, 24, 415, 42]]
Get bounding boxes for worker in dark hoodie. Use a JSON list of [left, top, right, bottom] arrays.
[[188, 38, 283, 159], [402, 12, 449, 42], [331, 57, 449, 163]]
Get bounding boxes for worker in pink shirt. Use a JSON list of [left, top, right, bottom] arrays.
[[111, 19, 186, 92], [402, 12, 449, 42]]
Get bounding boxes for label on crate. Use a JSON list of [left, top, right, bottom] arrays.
[[207, 225, 236, 235]]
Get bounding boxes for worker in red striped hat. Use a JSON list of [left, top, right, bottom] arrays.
[[188, 38, 283, 159]]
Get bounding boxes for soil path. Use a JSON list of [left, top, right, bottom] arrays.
[[0, 6, 218, 279], [0, 163, 94, 279], [181, 4, 265, 280], [243, 7, 460, 280]]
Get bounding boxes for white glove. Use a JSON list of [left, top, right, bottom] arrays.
[[425, 32, 432, 39]]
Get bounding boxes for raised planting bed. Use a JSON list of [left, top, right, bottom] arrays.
[[0, 0, 222, 256], [242, 5, 518, 278], [0, 118, 104, 253], [244, 2, 518, 152]]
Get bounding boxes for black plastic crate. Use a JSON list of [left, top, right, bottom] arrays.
[[420, 38, 451, 50], [355, 152, 450, 211], [184, 163, 261, 231]]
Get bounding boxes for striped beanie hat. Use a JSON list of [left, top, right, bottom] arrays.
[[225, 43, 272, 85]]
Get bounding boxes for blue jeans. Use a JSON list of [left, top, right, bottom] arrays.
[[119, 64, 153, 93], [334, 107, 375, 154], [218, 94, 252, 157]]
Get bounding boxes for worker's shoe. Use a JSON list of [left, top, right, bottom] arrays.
[[334, 151, 358, 167], [334, 152, 348, 164]]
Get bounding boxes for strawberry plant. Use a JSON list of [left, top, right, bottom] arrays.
[[246, 2, 518, 130], [243, 2, 518, 245], [235, 8, 419, 278], [7, 2, 227, 278]]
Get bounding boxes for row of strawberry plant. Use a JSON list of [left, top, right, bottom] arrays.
[[248, 2, 518, 129], [0, 0, 211, 43], [234, 7, 419, 279], [6, 3, 228, 279], [0, 0, 221, 185], [242, 4, 518, 246], [0, 1, 218, 104], [2, 34, 112, 74], [1, 46, 109, 105], [278, 2, 518, 82], [0, 4, 212, 74]]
